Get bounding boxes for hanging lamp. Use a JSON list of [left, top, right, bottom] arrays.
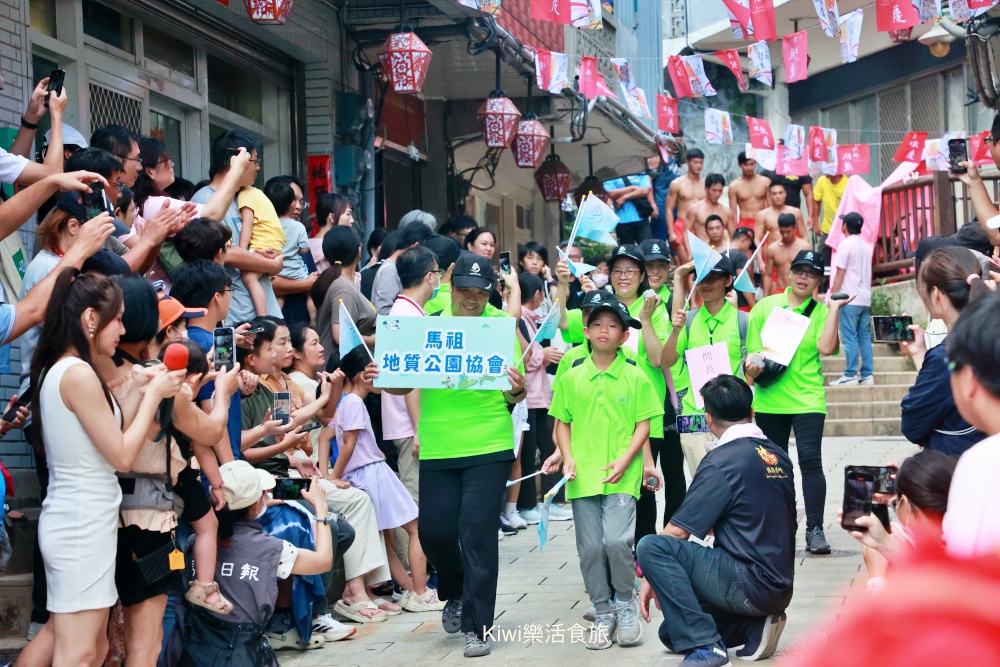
[[572, 143, 609, 206], [476, 51, 522, 148], [378, 0, 432, 94], [534, 126, 572, 202], [511, 78, 549, 168], [244, 0, 294, 24]]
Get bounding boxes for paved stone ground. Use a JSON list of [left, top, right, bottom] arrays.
[[282, 436, 918, 667]]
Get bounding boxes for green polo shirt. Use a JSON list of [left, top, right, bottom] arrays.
[[553, 344, 637, 387], [675, 301, 744, 415], [747, 288, 831, 415], [549, 354, 663, 500], [424, 284, 507, 318], [657, 284, 671, 304], [418, 308, 523, 461]]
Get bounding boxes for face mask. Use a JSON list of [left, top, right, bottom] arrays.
[[591, 273, 609, 288], [180, 329, 189, 341], [430, 274, 441, 299]]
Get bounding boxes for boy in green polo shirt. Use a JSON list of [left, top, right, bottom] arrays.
[[549, 292, 663, 651], [661, 254, 746, 476]]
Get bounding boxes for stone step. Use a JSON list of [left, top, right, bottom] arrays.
[[0, 573, 33, 641], [824, 418, 902, 437], [821, 355, 915, 373], [0, 637, 28, 663], [825, 384, 911, 403], [822, 371, 917, 385], [827, 401, 902, 421]]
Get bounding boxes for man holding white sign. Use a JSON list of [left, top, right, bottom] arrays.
[[374, 253, 525, 658], [743, 250, 852, 555]]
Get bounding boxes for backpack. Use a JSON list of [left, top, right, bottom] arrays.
[[683, 307, 749, 378]]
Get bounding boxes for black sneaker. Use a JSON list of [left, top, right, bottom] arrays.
[[735, 612, 786, 661], [499, 514, 518, 536], [805, 526, 831, 555], [464, 631, 492, 657], [442, 599, 464, 633]]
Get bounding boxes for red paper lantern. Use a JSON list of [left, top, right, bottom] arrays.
[[379, 32, 433, 94], [888, 28, 912, 43], [511, 119, 549, 168], [534, 153, 573, 202], [244, 0, 294, 24], [476, 95, 522, 149]]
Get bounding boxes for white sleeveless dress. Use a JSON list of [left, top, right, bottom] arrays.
[[38, 357, 122, 613]]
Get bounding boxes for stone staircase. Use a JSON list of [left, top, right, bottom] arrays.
[[822, 347, 917, 437], [1, 472, 41, 662]]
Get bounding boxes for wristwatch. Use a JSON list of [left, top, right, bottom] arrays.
[[509, 387, 525, 397]]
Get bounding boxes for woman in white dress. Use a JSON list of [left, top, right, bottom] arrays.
[[29, 269, 184, 666]]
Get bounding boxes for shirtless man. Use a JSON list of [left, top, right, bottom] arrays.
[[754, 181, 808, 247], [705, 214, 726, 248], [763, 213, 812, 295], [728, 152, 771, 234], [686, 174, 733, 244], [666, 148, 706, 264]]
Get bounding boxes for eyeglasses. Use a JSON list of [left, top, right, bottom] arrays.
[[121, 156, 142, 166], [568, 255, 584, 263], [611, 268, 640, 278], [157, 156, 173, 166], [791, 268, 823, 279], [943, 355, 962, 375], [986, 135, 997, 146], [248, 158, 262, 168], [427, 269, 445, 276], [223, 287, 235, 294], [296, 198, 309, 211]]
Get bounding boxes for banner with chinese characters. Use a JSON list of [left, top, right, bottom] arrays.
[[307, 155, 331, 204], [374, 316, 516, 390]]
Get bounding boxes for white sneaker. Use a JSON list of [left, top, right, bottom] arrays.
[[26, 621, 44, 641], [859, 375, 875, 385], [312, 614, 357, 642], [829, 375, 860, 386], [504, 508, 528, 530], [548, 503, 574, 521], [402, 588, 447, 612], [498, 528, 504, 541], [519, 506, 542, 525]]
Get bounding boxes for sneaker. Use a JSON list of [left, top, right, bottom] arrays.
[[402, 588, 447, 612], [391, 583, 404, 602], [859, 375, 875, 385], [735, 612, 786, 661], [829, 375, 859, 386], [805, 526, 831, 555], [504, 508, 528, 530], [614, 597, 643, 646], [26, 621, 44, 641], [499, 514, 518, 536], [681, 643, 731, 666], [519, 505, 542, 525], [312, 614, 357, 642], [547, 503, 574, 521], [582, 605, 596, 622], [464, 631, 492, 657], [442, 599, 464, 633], [268, 626, 325, 650], [585, 612, 617, 650], [497, 528, 504, 541]]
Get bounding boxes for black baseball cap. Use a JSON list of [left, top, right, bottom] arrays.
[[452, 252, 495, 291], [840, 212, 864, 233], [790, 249, 824, 273], [53, 191, 89, 220], [639, 239, 670, 263], [609, 244, 645, 271], [912, 235, 958, 275], [583, 291, 641, 329], [732, 226, 757, 251], [707, 252, 735, 277], [952, 221, 994, 257]]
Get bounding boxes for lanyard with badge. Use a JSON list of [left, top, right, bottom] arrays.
[[680, 312, 731, 434]]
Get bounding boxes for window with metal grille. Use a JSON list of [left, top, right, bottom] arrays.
[[89, 83, 142, 135]]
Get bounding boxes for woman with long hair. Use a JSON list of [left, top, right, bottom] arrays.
[[311, 226, 376, 369], [901, 246, 992, 457], [28, 270, 183, 666], [310, 193, 354, 273], [464, 227, 496, 259]]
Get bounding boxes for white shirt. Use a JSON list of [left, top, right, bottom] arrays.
[[943, 432, 1000, 557], [0, 146, 29, 185], [832, 234, 873, 307]]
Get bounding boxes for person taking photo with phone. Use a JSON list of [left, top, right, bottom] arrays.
[[951, 113, 1000, 249]]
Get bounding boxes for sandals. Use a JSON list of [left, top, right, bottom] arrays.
[[334, 599, 388, 623], [369, 597, 402, 616], [185, 580, 234, 615]]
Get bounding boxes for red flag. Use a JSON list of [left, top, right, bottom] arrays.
[[969, 0, 997, 8], [808, 126, 826, 162], [595, 74, 617, 98], [875, 0, 919, 32], [777, 144, 809, 176], [531, 0, 572, 24], [749, 0, 777, 41], [657, 94, 679, 134], [892, 131, 927, 163], [782, 31, 808, 83], [720, 0, 752, 37], [970, 131, 993, 165], [715, 49, 747, 92], [746, 117, 774, 150], [837, 144, 870, 175], [667, 56, 694, 99], [579, 56, 598, 99]]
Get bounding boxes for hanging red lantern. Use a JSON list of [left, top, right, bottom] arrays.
[[477, 95, 521, 149], [888, 28, 912, 44], [379, 32, 432, 94], [244, 0, 294, 24], [512, 119, 549, 168], [534, 148, 573, 202]]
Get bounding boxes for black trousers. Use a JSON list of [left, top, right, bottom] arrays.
[[419, 459, 512, 639], [754, 412, 827, 531], [616, 219, 652, 244], [31, 445, 49, 625], [660, 397, 687, 526], [516, 408, 560, 509]]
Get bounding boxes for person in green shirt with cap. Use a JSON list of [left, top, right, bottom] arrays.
[[549, 291, 663, 650], [744, 249, 852, 556], [661, 253, 747, 479], [380, 253, 526, 658]]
